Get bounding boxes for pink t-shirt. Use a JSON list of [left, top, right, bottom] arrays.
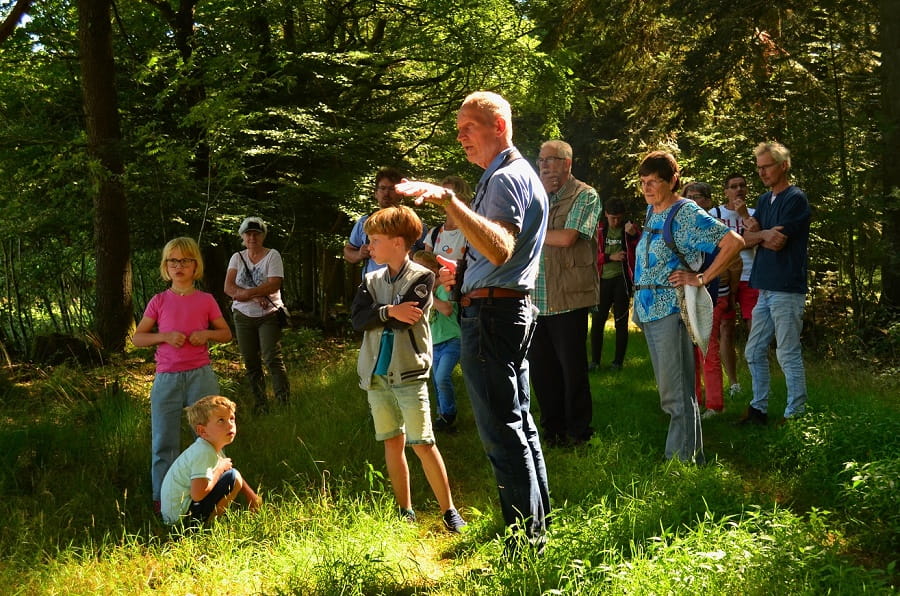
[[143, 290, 224, 373]]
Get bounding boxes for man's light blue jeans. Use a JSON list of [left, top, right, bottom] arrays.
[[459, 297, 550, 544], [745, 290, 808, 418]]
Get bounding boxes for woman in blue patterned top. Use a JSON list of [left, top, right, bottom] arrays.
[[633, 151, 744, 464]]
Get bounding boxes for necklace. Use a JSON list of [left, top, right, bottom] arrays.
[[170, 286, 194, 296]]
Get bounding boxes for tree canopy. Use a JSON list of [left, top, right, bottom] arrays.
[[0, 0, 895, 358]]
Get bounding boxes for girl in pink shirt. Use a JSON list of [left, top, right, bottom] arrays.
[[132, 237, 232, 511]]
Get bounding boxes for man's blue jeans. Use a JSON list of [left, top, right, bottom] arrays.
[[640, 313, 705, 464], [459, 297, 550, 542], [432, 337, 461, 417], [745, 290, 807, 418]]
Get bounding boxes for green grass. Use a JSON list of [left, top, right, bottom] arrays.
[[0, 324, 896, 594]]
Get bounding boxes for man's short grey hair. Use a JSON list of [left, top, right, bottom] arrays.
[[540, 140, 573, 159], [461, 91, 513, 141], [755, 141, 791, 170]]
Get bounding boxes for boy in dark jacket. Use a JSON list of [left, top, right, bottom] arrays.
[[350, 205, 466, 533], [591, 198, 640, 370]]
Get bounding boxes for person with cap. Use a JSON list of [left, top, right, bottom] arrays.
[[633, 152, 743, 464], [224, 216, 290, 412]]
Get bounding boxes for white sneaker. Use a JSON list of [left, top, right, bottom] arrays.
[[728, 383, 742, 397], [701, 408, 722, 420]]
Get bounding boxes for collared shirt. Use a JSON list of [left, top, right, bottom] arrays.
[[461, 147, 548, 294], [532, 180, 601, 314]]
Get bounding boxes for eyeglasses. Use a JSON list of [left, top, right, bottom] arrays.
[[536, 156, 566, 165], [376, 184, 395, 192], [166, 258, 197, 268], [686, 194, 708, 201], [757, 162, 778, 172], [727, 181, 748, 189]]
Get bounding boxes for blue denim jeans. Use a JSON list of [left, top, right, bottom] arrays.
[[233, 310, 290, 404], [640, 314, 705, 464], [459, 297, 550, 541], [745, 290, 807, 418], [432, 337, 461, 417], [187, 468, 237, 524], [150, 365, 220, 500]]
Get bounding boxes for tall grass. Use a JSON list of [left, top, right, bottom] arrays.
[[0, 325, 896, 594]]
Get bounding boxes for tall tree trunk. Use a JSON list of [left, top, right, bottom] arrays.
[[882, 0, 900, 309], [79, 0, 132, 351]]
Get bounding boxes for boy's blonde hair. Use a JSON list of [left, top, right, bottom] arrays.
[[412, 250, 440, 273], [187, 395, 236, 428], [364, 205, 423, 249], [159, 237, 205, 281]]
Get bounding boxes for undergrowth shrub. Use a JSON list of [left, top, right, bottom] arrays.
[[765, 409, 900, 505], [838, 457, 900, 554]]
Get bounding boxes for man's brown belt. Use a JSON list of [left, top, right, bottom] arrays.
[[459, 287, 528, 307]]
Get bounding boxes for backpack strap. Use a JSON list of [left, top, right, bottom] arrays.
[[643, 198, 693, 271], [429, 224, 442, 248]]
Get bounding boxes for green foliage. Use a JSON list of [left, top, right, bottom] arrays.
[[2, 0, 895, 353], [0, 328, 897, 592], [839, 458, 900, 554]]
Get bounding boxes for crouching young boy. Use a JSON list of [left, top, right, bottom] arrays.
[[350, 205, 466, 533], [160, 395, 262, 525]]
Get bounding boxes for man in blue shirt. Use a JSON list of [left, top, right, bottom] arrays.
[[344, 168, 403, 275], [395, 91, 550, 557], [739, 142, 811, 426]]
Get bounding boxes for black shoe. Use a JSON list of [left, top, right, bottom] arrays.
[[544, 432, 570, 448], [442, 507, 467, 533], [588, 361, 601, 372], [610, 361, 623, 371], [434, 414, 457, 432], [736, 405, 768, 426], [572, 428, 594, 446], [398, 507, 416, 523]]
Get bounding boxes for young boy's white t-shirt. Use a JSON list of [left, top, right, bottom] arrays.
[[160, 437, 222, 524]]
